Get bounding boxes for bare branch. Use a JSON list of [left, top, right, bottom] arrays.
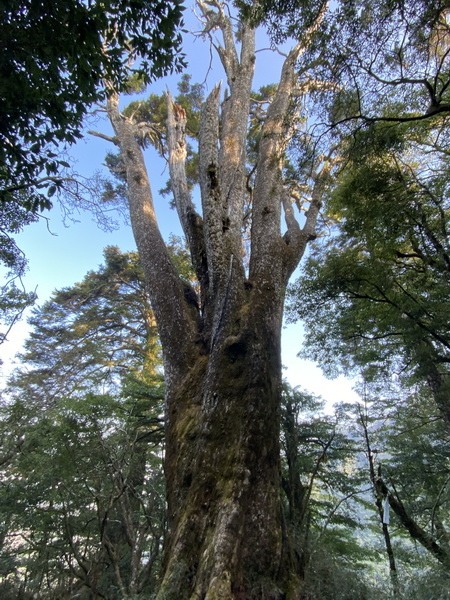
[[198, 0, 239, 82], [106, 89, 200, 389], [199, 85, 223, 294], [251, 33, 318, 282], [166, 91, 209, 303], [88, 130, 119, 145], [166, 92, 196, 233]]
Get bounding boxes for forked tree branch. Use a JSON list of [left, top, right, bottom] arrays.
[[166, 92, 209, 304], [106, 89, 200, 388]]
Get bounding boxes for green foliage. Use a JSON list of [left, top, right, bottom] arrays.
[[352, 387, 450, 590], [122, 74, 203, 141], [402, 567, 450, 600], [280, 384, 375, 594], [320, 1, 450, 123], [0, 0, 186, 340], [0, 283, 36, 347], [0, 0, 186, 209], [377, 391, 450, 539], [248, 0, 450, 155], [280, 370, 450, 592], [236, 0, 328, 44], [301, 545, 375, 600], [8, 246, 159, 402], [0, 200, 38, 344], [0, 202, 36, 275], [0, 389, 166, 599], [288, 118, 450, 399], [0, 246, 166, 598]]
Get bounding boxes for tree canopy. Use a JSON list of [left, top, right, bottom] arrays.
[[0, 0, 185, 211], [245, 0, 450, 123], [287, 116, 450, 426]]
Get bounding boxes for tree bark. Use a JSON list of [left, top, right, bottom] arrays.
[[104, 3, 328, 597], [161, 290, 286, 599]]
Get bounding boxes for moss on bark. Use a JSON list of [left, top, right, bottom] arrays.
[[156, 291, 288, 599]]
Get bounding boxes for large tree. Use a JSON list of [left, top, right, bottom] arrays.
[[1, 247, 388, 599], [95, 1, 331, 597], [84, 0, 450, 596]]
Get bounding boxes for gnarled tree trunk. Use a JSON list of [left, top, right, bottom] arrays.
[[104, 2, 328, 597]]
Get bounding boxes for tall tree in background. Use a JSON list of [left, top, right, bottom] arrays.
[[8, 245, 159, 403], [287, 117, 450, 428], [0, 248, 166, 599], [96, 1, 332, 596]]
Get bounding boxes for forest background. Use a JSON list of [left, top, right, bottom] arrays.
[[0, 1, 449, 599]]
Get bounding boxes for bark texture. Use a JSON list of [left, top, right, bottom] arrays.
[[104, 3, 328, 597]]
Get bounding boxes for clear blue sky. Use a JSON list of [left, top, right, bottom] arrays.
[[1, 4, 359, 408]]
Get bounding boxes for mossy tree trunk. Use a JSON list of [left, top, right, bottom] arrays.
[[104, 2, 329, 597], [161, 288, 286, 599]]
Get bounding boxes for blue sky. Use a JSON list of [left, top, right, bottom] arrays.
[[0, 4, 359, 408]]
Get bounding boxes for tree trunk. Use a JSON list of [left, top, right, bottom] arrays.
[[103, 3, 329, 596], [360, 411, 400, 597], [161, 289, 286, 599], [375, 475, 450, 571]]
